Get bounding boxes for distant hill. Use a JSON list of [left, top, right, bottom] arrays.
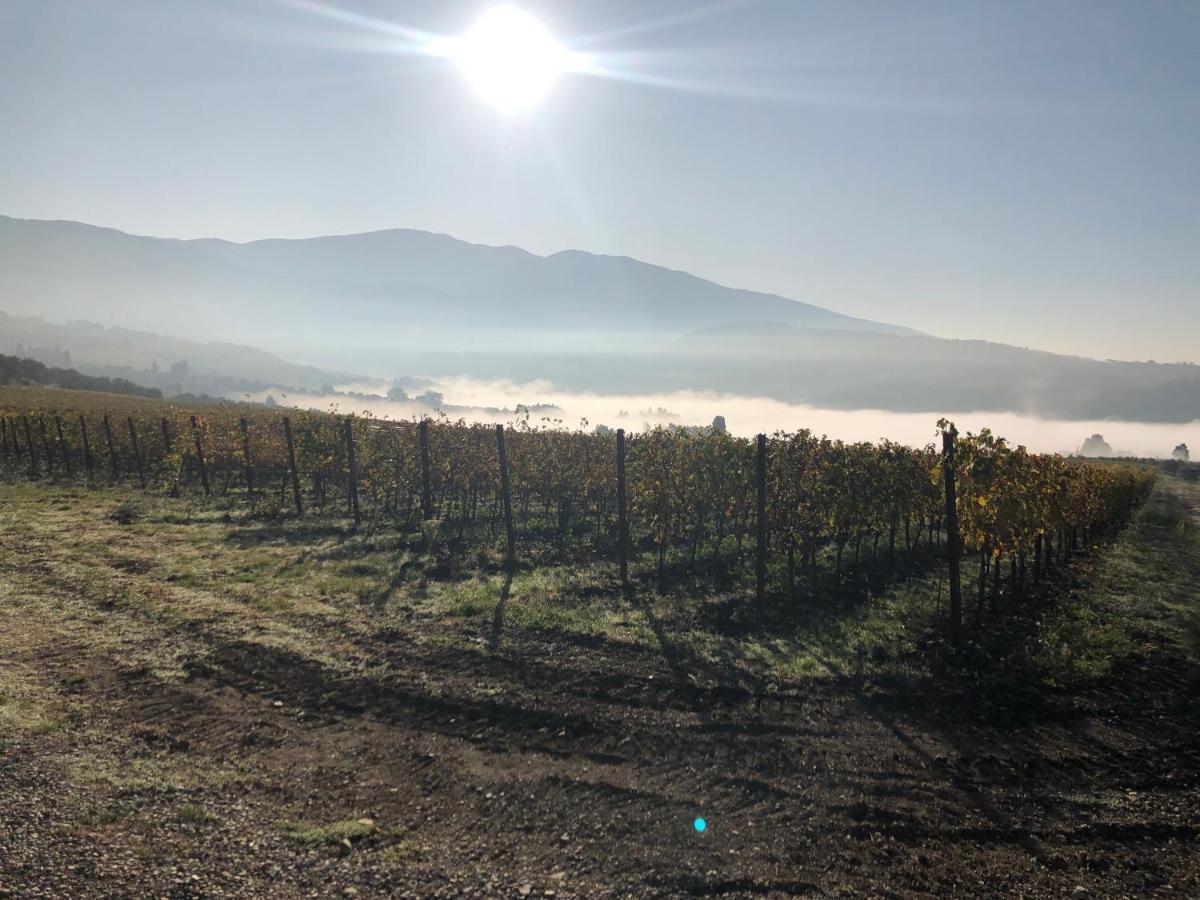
[[0, 312, 350, 396], [0, 353, 160, 399], [2, 215, 1199, 423], [0, 215, 916, 339]]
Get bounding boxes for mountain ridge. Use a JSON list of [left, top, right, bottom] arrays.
[[3, 214, 1198, 423], [0, 214, 917, 338]]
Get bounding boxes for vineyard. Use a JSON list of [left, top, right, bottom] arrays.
[[3, 383, 1197, 898], [0, 385, 1153, 642]]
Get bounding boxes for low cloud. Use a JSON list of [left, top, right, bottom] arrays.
[[242, 375, 1200, 459]]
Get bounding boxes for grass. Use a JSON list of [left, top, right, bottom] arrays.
[[1030, 475, 1200, 686], [281, 817, 376, 847], [175, 803, 220, 827], [67, 752, 190, 794], [0, 661, 68, 735], [77, 802, 136, 828], [1, 473, 1196, 701]]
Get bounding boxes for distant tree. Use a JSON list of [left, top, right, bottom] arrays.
[[168, 359, 189, 379], [1080, 434, 1113, 457], [415, 391, 444, 407], [1174, 443, 1190, 461], [386, 384, 409, 401], [711, 415, 727, 434], [150, 358, 159, 375], [0, 353, 160, 398], [264, 394, 278, 407]]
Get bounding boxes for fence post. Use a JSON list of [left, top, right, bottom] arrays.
[[9, 417, 21, 463], [101, 414, 119, 482], [418, 419, 433, 520], [54, 415, 72, 476], [79, 415, 94, 478], [23, 416, 39, 477], [1, 417, 9, 460], [617, 428, 629, 586], [282, 417, 303, 515], [495, 424, 516, 567], [942, 427, 963, 646], [344, 417, 360, 523], [190, 415, 210, 495], [159, 417, 178, 494], [38, 417, 56, 476], [239, 416, 255, 497], [127, 417, 146, 488], [756, 433, 767, 604]]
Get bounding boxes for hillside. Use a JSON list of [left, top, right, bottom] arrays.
[[3, 216, 1200, 423], [0, 353, 160, 399], [0, 215, 914, 340], [0, 312, 350, 396]]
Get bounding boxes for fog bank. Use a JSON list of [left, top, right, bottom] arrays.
[[238, 376, 1198, 459]]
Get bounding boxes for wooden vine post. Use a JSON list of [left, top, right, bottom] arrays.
[[127, 416, 146, 488], [54, 415, 72, 476], [343, 417, 360, 523], [190, 416, 210, 495], [418, 419, 433, 520], [14, 417, 26, 465], [942, 426, 963, 646], [282, 416, 303, 515], [38, 417, 55, 475], [79, 415, 94, 478], [755, 433, 768, 604], [101, 414, 119, 482], [23, 416, 38, 477], [495, 424, 516, 567], [158, 417, 177, 494], [616, 428, 629, 586], [239, 416, 255, 497]]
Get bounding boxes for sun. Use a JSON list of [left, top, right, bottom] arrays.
[[435, 6, 584, 115]]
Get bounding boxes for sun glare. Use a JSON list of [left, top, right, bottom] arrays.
[[435, 6, 584, 115]]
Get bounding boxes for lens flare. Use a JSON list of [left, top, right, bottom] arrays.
[[432, 6, 587, 114]]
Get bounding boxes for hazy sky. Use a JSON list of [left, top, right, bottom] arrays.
[[1, 1, 1197, 362]]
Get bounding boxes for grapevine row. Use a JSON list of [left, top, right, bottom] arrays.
[[0, 389, 1153, 640]]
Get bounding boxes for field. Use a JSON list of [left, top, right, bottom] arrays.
[[1, 388, 1199, 897]]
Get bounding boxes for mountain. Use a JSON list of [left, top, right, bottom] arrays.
[[0, 312, 350, 395], [3, 215, 1198, 423], [0, 215, 915, 340]]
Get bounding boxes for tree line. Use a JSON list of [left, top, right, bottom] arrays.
[[0, 354, 161, 399]]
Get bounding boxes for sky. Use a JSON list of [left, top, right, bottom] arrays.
[[1, 0, 1197, 363]]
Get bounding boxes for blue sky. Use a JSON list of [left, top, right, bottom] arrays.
[[1, 0, 1197, 362]]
